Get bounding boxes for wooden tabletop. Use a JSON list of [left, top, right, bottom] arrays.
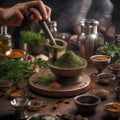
[[0, 64, 119, 120]]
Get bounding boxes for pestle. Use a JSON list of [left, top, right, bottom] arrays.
[[39, 20, 56, 45]]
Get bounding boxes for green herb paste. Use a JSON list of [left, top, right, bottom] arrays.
[[53, 44, 66, 52], [53, 51, 84, 68]]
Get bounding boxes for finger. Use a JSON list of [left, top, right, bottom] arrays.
[[12, 10, 24, 26], [29, 7, 42, 21], [26, 1, 49, 20], [45, 5, 51, 22]]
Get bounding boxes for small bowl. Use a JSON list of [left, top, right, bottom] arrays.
[[11, 97, 29, 108], [115, 86, 120, 100], [90, 55, 111, 73], [96, 73, 116, 84], [8, 89, 23, 99], [27, 99, 42, 111], [104, 102, 120, 118], [0, 80, 13, 92], [7, 49, 25, 59], [108, 63, 120, 75], [27, 113, 60, 120], [74, 94, 101, 113], [95, 89, 110, 100], [48, 57, 87, 78]]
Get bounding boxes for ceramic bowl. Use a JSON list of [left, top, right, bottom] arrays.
[[48, 57, 87, 78], [94, 89, 110, 100], [0, 80, 13, 92], [96, 73, 115, 84], [27, 99, 42, 111], [104, 102, 120, 118], [108, 63, 120, 75], [90, 55, 111, 73], [74, 94, 101, 113]]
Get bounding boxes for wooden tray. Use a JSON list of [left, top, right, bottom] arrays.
[[28, 69, 91, 97]]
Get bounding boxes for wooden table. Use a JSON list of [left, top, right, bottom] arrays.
[[0, 64, 119, 120]]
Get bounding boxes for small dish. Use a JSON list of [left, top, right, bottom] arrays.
[[115, 86, 120, 100], [7, 49, 25, 59], [27, 99, 42, 111], [74, 94, 101, 114], [96, 73, 115, 84], [104, 102, 120, 118], [95, 89, 110, 100], [0, 80, 13, 92], [8, 89, 23, 99], [108, 63, 120, 75]]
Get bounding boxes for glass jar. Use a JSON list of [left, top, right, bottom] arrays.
[[0, 26, 12, 56]]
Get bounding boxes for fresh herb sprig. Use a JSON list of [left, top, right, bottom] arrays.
[[34, 58, 48, 68], [98, 42, 120, 63], [20, 30, 46, 46], [0, 59, 35, 86]]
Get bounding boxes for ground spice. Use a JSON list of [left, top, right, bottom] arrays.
[[92, 55, 110, 61], [54, 51, 84, 68], [106, 102, 120, 112], [8, 50, 23, 58]]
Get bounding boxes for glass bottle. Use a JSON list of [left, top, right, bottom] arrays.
[[91, 20, 104, 52], [0, 26, 12, 56], [77, 20, 85, 44]]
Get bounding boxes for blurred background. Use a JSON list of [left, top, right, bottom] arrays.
[[0, 0, 119, 49]]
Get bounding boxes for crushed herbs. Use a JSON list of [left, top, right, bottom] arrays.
[[53, 51, 84, 68], [53, 44, 66, 52]]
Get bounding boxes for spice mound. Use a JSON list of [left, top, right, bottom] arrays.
[[53, 51, 84, 68], [91, 55, 110, 61], [105, 102, 120, 112], [95, 89, 110, 100], [8, 50, 24, 58]]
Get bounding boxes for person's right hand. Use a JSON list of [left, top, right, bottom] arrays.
[[0, 0, 51, 26]]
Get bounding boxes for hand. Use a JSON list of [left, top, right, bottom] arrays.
[[0, 0, 51, 26]]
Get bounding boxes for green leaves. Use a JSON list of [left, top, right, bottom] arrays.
[[98, 42, 120, 63], [20, 31, 46, 46], [0, 59, 35, 86], [0, 58, 48, 86]]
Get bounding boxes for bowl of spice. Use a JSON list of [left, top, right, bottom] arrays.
[[104, 102, 120, 118], [48, 51, 87, 78], [94, 89, 110, 100], [90, 55, 111, 75], [7, 49, 25, 59]]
